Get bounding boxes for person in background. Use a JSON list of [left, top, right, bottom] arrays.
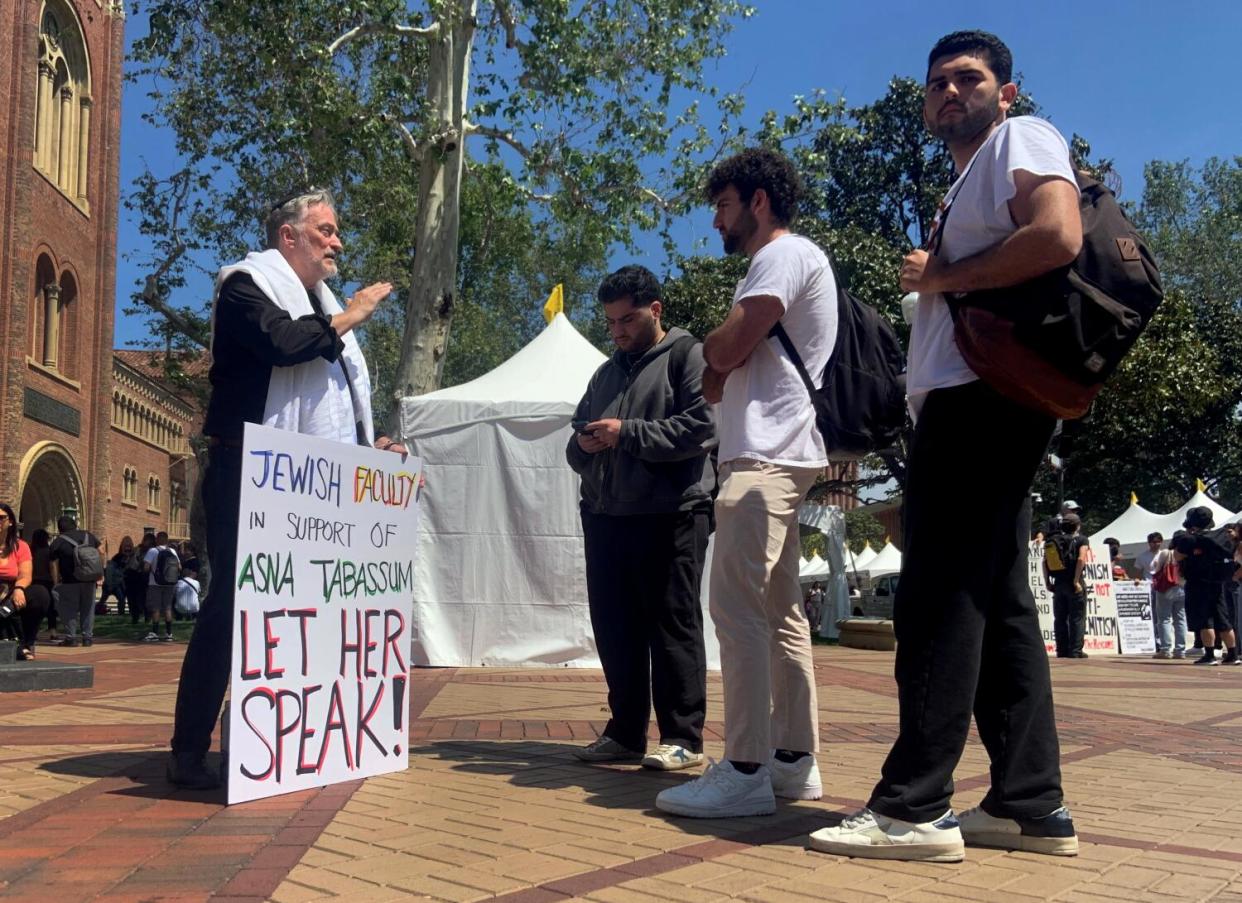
[[49, 515, 103, 648], [143, 532, 180, 642], [1174, 507, 1240, 666], [1148, 532, 1186, 659], [125, 535, 154, 627], [29, 529, 57, 642], [0, 504, 51, 661], [101, 540, 128, 615]]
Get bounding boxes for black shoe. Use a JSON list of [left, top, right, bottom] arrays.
[[57, 637, 77, 647], [166, 753, 222, 790], [1072, 651, 1088, 658], [1221, 650, 1242, 666], [1193, 652, 1219, 666], [82, 638, 93, 647]]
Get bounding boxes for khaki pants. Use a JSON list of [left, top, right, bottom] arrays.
[[709, 458, 820, 763]]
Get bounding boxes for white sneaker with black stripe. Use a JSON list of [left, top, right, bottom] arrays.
[[808, 808, 964, 862], [958, 805, 1078, 856]]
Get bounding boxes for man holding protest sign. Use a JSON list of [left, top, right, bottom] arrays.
[[168, 188, 406, 790]]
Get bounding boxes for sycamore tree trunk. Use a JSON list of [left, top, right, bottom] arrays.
[[389, 1, 476, 432]]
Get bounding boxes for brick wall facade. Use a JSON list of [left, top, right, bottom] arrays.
[[0, 0, 157, 554]]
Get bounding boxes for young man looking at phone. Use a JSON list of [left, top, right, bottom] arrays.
[[566, 265, 717, 770]]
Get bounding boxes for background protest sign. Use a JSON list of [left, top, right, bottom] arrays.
[[1115, 580, 1157, 655], [1027, 541, 1119, 656], [226, 423, 421, 805], [1027, 541, 1056, 654]]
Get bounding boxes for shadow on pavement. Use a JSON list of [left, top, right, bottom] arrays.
[[410, 739, 841, 842], [38, 749, 228, 802]]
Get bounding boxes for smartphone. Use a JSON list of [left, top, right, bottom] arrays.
[[571, 419, 591, 434]]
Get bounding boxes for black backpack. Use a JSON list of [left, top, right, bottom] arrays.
[[153, 547, 181, 586], [769, 251, 907, 457], [946, 165, 1163, 418]]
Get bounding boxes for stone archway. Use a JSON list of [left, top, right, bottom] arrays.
[[16, 441, 86, 539]]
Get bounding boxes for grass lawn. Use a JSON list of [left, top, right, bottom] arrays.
[[78, 612, 197, 643]]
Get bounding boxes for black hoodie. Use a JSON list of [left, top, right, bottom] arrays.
[[566, 327, 717, 516]]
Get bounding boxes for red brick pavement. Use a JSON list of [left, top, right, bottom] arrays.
[[3, 643, 1242, 901]]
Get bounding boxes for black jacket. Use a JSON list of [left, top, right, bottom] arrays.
[[566, 328, 716, 516]]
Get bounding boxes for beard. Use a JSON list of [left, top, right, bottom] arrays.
[[721, 207, 758, 256], [927, 90, 1000, 144]]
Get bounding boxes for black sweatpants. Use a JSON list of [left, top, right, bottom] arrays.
[[868, 381, 1064, 824], [1052, 581, 1085, 656], [171, 446, 242, 760], [581, 510, 709, 753]]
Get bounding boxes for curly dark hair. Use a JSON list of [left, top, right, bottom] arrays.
[[705, 148, 803, 228], [927, 30, 1013, 85], [597, 264, 662, 307]]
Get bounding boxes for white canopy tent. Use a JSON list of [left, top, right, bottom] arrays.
[[852, 542, 878, 572], [862, 542, 903, 576], [795, 503, 848, 639], [1089, 486, 1235, 557], [399, 313, 723, 668], [800, 554, 830, 580]]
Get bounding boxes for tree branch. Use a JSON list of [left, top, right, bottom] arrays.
[[491, 0, 525, 50], [382, 114, 423, 159], [327, 21, 440, 56]]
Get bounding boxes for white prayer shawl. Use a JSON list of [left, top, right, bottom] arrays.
[[211, 249, 375, 446]]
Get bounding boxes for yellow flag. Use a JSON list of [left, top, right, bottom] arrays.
[[542, 284, 564, 324], [1130, 491, 1138, 505], [1196, 477, 1207, 493]]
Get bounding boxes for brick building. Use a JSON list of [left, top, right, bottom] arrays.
[[105, 351, 206, 547]]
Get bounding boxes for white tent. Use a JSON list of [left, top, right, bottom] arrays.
[[400, 313, 723, 669], [797, 556, 810, 575], [863, 542, 903, 576], [800, 554, 830, 579], [1090, 487, 1236, 557], [795, 503, 848, 639], [1087, 496, 1165, 558], [853, 542, 878, 572]]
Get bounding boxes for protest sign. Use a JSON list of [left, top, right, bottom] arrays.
[[226, 423, 422, 805], [1027, 541, 1118, 655], [1115, 580, 1157, 655], [1027, 541, 1056, 654]]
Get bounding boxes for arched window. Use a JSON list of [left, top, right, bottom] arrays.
[[122, 466, 137, 504], [34, 1, 92, 209], [147, 475, 161, 511]]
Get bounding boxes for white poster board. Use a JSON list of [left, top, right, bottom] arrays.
[[1115, 580, 1157, 655], [1027, 541, 1056, 654], [1027, 541, 1119, 656], [226, 423, 422, 804]]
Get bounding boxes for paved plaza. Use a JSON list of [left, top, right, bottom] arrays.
[[2, 642, 1242, 902]]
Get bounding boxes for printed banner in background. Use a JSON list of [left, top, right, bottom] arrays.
[[226, 423, 422, 805], [1027, 541, 1118, 656], [1115, 580, 1157, 655]]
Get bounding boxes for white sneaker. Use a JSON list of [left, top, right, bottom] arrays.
[[655, 759, 775, 818], [958, 805, 1078, 856], [769, 753, 822, 800], [808, 808, 964, 862], [142, 632, 160, 643], [641, 744, 704, 771]]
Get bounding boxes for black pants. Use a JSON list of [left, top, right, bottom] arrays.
[[1052, 581, 1085, 656], [582, 510, 709, 753], [171, 447, 242, 759], [124, 572, 147, 623], [1, 583, 50, 651], [868, 381, 1063, 824]]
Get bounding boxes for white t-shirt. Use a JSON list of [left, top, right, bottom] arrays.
[[1134, 547, 1158, 578], [145, 544, 180, 587], [718, 234, 837, 467], [906, 116, 1076, 418]]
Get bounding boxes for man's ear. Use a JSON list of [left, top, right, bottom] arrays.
[[999, 82, 1019, 112], [649, 300, 663, 321], [750, 187, 769, 215]]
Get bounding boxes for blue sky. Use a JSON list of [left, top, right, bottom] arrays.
[[113, 0, 1242, 347]]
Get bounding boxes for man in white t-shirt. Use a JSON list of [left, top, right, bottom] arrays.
[[143, 531, 180, 643], [655, 147, 838, 819], [810, 31, 1082, 863]]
